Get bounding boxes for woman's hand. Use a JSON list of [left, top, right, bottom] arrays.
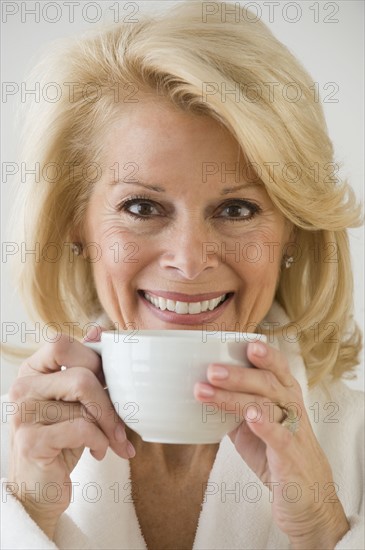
[[194, 341, 349, 549], [7, 328, 135, 540]]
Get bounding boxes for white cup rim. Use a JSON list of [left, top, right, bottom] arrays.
[[100, 330, 267, 341]]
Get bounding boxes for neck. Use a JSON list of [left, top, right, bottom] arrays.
[[126, 427, 219, 478]]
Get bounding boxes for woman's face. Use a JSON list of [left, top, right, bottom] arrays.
[[84, 98, 292, 332]]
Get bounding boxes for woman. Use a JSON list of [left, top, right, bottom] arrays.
[[1, 2, 363, 549]]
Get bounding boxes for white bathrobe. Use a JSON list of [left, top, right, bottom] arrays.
[[1, 303, 364, 549]]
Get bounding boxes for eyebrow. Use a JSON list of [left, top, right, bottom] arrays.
[[109, 180, 166, 193], [109, 180, 260, 195], [220, 183, 261, 195]]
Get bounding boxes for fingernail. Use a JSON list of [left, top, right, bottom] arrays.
[[209, 365, 229, 380], [246, 406, 260, 422], [127, 441, 136, 458], [83, 325, 101, 342], [252, 342, 267, 357], [197, 384, 215, 397], [114, 423, 126, 443]]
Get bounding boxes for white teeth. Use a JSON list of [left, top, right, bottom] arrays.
[[175, 301, 189, 314], [208, 297, 220, 310], [143, 292, 227, 314], [166, 299, 176, 312], [188, 302, 202, 314], [201, 300, 209, 312]]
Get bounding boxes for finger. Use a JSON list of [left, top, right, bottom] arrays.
[[15, 418, 111, 462], [9, 369, 132, 459], [246, 342, 294, 388], [83, 324, 107, 343], [18, 334, 102, 378], [206, 363, 289, 405], [83, 325, 108, 386], [194, 383, 285, 424], [244, 403, 298, 453], [10, 399, 83, 427]]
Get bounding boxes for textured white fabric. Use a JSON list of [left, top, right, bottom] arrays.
[[1, 302, 364, 549]]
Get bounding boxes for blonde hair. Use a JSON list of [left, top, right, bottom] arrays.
[[6, 1, 362, 386]]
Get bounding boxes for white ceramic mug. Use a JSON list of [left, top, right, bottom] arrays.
[[85, 330, 267, 444]]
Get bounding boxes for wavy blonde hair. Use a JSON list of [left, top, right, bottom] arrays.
[[5, 1, 362, 386]]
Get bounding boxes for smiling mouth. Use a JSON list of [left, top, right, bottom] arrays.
[[139, 291, 233, 315]]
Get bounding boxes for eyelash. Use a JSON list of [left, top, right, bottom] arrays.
[[116, 194, 262, 223], [116, 194, 160, 223], [219, 200, 262, 223]]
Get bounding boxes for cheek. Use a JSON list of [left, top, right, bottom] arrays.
[[89, 229, 155, 288], [225, 235, 283, 276]]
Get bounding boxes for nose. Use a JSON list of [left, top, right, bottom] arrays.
[[159, 216, 219, 280]]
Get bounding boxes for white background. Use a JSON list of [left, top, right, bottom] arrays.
[[1, 1, 364, 393]]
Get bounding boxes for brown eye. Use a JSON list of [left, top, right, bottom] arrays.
[[217, 200, 261, 221], [127, 201, 157, 217], [223, 204, 250, 218], [117, 196, 163, 221]]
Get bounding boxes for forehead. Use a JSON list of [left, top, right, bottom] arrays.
[[103, 98, 240, 176]]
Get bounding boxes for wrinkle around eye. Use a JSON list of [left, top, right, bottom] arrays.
[[214, 198, 262, 220], [99, 212, 164, 238]]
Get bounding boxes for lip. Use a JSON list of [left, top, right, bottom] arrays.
[[139, 289, 232, 303], [138, 291, 234, 325]]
